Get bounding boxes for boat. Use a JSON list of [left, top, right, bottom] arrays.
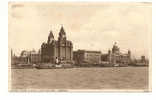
[[35, 63, 55, 69]]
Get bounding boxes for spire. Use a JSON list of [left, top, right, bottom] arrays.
[[59, 25, 66, 37], [49, 30, 54, 38], [58, 25, 66, 41], [47, 30, 55, 44]]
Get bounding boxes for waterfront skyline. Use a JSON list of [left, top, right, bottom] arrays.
[[9, 2, 151, 58]]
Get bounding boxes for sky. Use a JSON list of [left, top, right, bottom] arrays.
[[8, 2, 152, 58]]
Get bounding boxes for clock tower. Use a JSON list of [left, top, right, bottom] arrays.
[[47, 30, 54, 44], [58, 26, 66, 42], [41, 25, 73, 64]]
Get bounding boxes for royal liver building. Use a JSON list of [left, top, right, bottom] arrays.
[[41, 26, 73, 63]]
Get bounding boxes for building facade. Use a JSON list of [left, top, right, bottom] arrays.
[[41, 26, 73, 64], [11, 49, 21, 65], [19, 50, 31, 64], [30, 50, 41, 64], [17, 50, 41, 64], [73, 50, 101, 65], [101, 42, 131, 66], [131, 55, 149, 66]]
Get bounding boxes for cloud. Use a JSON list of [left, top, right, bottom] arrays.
[[9, 3, 151, 58]]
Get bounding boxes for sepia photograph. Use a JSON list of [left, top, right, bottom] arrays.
[[8, 2, 152, 92]]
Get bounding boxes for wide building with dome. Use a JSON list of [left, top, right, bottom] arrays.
[[101, 42, 131, 66]]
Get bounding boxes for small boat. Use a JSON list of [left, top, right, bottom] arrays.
[[119, 63, 128, 67], [55, 64, 62, 68], [114, 64, 119, 67], [35, 63, 55, 69]]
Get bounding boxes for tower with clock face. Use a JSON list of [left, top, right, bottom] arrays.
[[58, 26, 66, 41], [41, 25, 73, 64], [58, 26, 73, 61], [47, 30, 55, 44]]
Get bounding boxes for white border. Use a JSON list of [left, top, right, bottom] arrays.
[[0, 0, 155, 100]]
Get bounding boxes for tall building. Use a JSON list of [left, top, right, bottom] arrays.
[[41, 26, 73, 63], [30, 50, 41, 64]]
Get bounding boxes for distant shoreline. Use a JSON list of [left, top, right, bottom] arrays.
[[10, 65, 148, 69]]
